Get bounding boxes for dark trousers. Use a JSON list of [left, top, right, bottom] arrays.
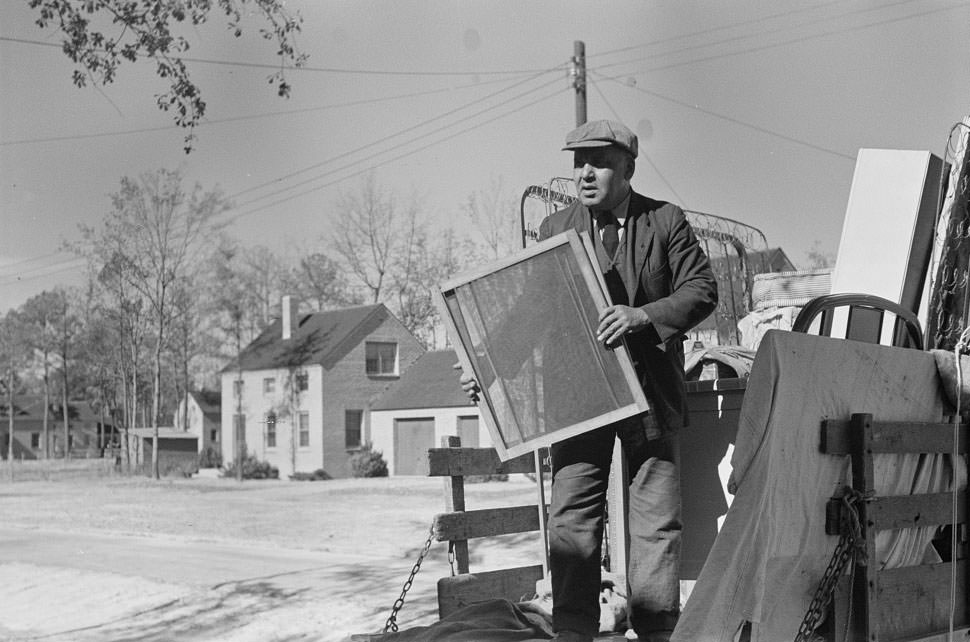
[[549, 423, 681, 636]]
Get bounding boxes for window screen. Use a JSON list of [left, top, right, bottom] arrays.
[[437, 229, 648, 460]]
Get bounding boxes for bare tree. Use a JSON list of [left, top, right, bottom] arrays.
[[48, 288, 80, 459], [463, 175, 520, 259], [0, 310, 31, 471], [331, 174, 410, 304], [243, 245, 289, 329], [290, 251, 360, 311], [76, 168, 228, 478], [20, 291, 65, 458]]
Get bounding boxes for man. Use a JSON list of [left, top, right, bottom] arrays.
[[462, 120, 717, 642]]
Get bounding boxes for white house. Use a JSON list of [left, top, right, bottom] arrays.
[[220, 297, 425, 479], [174, 390, 221, 454], [370, 349, 488, 476]]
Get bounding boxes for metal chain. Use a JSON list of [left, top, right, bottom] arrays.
[[383, 523, 436, 634], [794, 489, 867, 642]]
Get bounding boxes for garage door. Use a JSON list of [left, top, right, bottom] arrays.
[[457, 415, 479, 448], [394, 418, 435, 476]]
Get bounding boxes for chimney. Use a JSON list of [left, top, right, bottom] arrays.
[[282, 295, 299, 340]]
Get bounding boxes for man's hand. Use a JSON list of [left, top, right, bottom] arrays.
[[597, 305, 650, 348], [453, 361, 481, 403]]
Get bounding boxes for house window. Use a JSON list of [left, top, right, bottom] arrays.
[[30, 433, 40, 449], [298, 412, 310, 447], [346, 410, 363, 448], [233, 414, 246, 449], [365, 342, 398, 376], [266, 413, 277, 448], [233, 379, 244, 397], [296, 372, 308, 391], [263, 377, 275, 394], [210, 429, 219, 443]]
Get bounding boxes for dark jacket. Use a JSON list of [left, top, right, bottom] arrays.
[[538, 191, 718, 431]]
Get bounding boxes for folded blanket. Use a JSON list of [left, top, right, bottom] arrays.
[[375, 599, 554, 642]]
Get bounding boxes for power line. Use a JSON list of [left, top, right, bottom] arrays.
[[0, 35, 555, 76], [0, 256, 87, 287], [588, 76, 688, 207], [226, 86, 568, 224], [231, 67, 568, 203], [589, 0, 851, 61], [590, 69, 856, 161], [2, 68, 569, 281], [0, 250, 73, 272], [595, 0, 968, 76], [1, 71, 548, 147]]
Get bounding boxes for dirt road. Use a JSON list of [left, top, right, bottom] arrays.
[[0, 474, 544, 642], [0, 526, 440, 641]]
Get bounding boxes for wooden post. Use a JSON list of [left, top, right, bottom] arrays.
[[534, 447, 550, 576], [442, 435, 470, 574], [850, 413, 878, 641]]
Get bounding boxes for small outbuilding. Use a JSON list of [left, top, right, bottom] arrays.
[[130, 427, 199, 476], [370, 349, 486, 476]]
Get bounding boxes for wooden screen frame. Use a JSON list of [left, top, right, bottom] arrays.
[[434, 228, 649, 461]]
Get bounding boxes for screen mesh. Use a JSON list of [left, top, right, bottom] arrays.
[[445, 241, 636, 451]]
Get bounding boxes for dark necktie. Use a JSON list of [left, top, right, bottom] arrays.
[[597, 212, 619, 257]]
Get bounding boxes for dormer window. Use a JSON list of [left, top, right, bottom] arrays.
[[365, 341, 398, 376]]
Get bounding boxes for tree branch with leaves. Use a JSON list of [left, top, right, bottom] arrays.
[[29, 0, 306, 152]]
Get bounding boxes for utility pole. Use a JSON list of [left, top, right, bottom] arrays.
[[571, 41, 587, 126]]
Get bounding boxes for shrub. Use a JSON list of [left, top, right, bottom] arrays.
[[221, 451, 279, 480], [289, 468, 332, 481], [349, 443, 388, 478], [198, 445, 222, 469]]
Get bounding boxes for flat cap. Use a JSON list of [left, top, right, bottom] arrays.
[[562, 119, 638, 158]]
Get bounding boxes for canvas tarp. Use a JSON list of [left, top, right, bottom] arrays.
[[674, 329, 965, 641]]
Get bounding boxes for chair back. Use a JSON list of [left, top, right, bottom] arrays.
[[791, 293, 923, 349]]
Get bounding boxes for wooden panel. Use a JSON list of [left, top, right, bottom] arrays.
[[433, 505, 548, 541], [427, 446, 549, 477], [821, 419, 968, 455], [831, 149, 942, 313], [870, 491, 967, 531], [874, 560, 968, 639], [436, 565, 545, 618]]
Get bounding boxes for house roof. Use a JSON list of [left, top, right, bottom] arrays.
[[131, 427, 199, 439], [372, 349, 476, 411], [747, 247, 796, 273], [189, 390, 221, 419], [0, 394, 101, 424], [221, 304, 389, 373]]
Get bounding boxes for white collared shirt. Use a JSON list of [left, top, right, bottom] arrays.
[[596, 191, 632, 244]]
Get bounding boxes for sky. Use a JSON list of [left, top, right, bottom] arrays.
[[2, 0, 969, 313]]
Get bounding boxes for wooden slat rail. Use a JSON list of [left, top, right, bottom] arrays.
[[429, 437, 550, 619], [427, 446, 551, 477], [353, 441, 551, 639], [822, 413, 969, 642], [433, 505, 548, 541], [821, 420, 969, 455]]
